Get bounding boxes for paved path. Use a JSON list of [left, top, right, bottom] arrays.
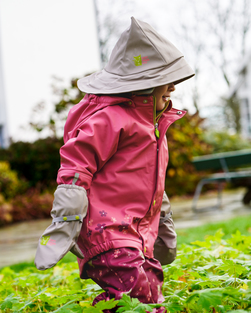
[[0, 219, 51, 268], [0, 188, 250, 268], [171, 188, 251, 228]]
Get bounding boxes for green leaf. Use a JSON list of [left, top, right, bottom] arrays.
[[162, 302, 184, 312], [190, 240, 211, 248], [117, 294, 154, 313], [186, 289, 223, 311], [0, 293, 20, 310], [94, 298, 119, 311], [82, 299, 118, 313], [218, 259, 247, 277], [17, 288, 48, 312], [51, 300, 81, 313]]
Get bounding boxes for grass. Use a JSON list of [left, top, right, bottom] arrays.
[[6, 249, 77, 272], [176, 213, 251, 246]]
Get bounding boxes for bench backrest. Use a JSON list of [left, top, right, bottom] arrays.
[[192, 149, 251, 171]]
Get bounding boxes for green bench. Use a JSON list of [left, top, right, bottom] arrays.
[[192, 149, 251, 212]]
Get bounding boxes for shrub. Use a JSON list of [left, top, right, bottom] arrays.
[[0, 161, 28, 199], [165, 112, 212, 197], [0, 194, 12, 224], [11, 188, 53, 222], [202, 130, 251, 153], [0, 160, 53, 226], [0, 137, 63, 189], [0, 188, 53, 226]]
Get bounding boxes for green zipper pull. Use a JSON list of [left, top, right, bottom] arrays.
[[155, 123, 159, 138]]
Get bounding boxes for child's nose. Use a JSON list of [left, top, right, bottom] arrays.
[[168, 83, 175, 91]]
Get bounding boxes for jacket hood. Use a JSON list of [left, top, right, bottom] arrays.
[[77, 17, 195, 94]]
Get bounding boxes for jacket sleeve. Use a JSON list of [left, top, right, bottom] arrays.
[[154, 191, 177, 265], [57, 108, 122, 190]]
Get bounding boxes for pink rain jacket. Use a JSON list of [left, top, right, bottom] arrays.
[[57, 93, 185, 276]]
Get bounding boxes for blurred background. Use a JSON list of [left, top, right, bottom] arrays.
[[0, 0, 251, 228], [1, 0, 251, 143]]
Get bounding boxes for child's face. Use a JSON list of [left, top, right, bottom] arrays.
[[152, 83, 175, 111]]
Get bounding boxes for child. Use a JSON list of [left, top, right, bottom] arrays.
[[35, 16, 194, 309]]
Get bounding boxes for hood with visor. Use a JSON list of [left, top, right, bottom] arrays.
[[77, 17, 195, 94]]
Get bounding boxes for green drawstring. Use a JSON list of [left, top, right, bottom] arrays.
[[154, 99, 171, 139]]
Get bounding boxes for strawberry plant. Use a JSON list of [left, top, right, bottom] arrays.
[[1, 229, 251, 312]]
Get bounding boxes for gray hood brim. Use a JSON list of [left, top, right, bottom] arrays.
[[78, 17, 195, 94]]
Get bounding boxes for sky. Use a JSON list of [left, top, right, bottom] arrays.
[[0, 0, 101, 142], [0, 0, 248, 142]]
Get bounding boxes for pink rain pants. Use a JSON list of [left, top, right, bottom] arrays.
[[85, 247, 165, 312]]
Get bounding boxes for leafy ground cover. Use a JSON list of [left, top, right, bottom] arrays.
[[176, 213, 251, 246], [1, 229, 251, 312]]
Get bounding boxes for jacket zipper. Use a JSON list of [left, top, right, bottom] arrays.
[[143, 97, 160, 255], [143, 97, 177, 256], [153, 97, 171, 139], [153, 97, 159, 138]]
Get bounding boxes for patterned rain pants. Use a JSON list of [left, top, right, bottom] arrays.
[[85, 247, 165, 313]]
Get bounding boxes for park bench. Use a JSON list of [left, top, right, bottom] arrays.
[[191, 149, 251, 212]]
